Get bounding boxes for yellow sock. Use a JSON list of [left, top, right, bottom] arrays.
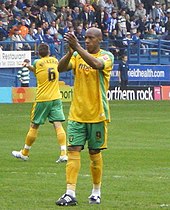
[[22, 127, 38, 156], [66, 151, 81, 192], [90, 153, 103, 185], [55, 126, 67, 156]]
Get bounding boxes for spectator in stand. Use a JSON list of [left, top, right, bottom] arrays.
[[39, 20, 49, 35], [109, 29, 123, 59], [57, 14, 66, 36], [24, 14, 31, 28], [9, 21, 22, 37], [40, 5, 52, 24], [144, 28, 158, 40], [165, 9, 170, 35], [125, 0, 136, 16], [97, 0, 107, 7], [71, 6, 81, 26], [56, 6, 68, 22], [95, 6, 109, 33], [62, 21, 74, 35], [151, 1, 164, 21], [126, 13, 131, 33], [0, 20, 8, 41], [122, 31, 132, 45], [28, 4, 41, 25], [68, 25, 75, 34], [145, 17, 155, 31], [11, 28, 31, 50], [136, 15, 147, 38], [74, 25, 85, 41], [161, 3, 168, 17], [11, 0, 22, 17], [49, 21, 58, 37], [132, 30, 147, 54], [154, 17, 164, 35], [43, 27, 55, 43], [130, 15, 139, 35], [79, 4, 95, 27], [117, 9, 127, 37], [19, 18, 29, 38], [43, 27, 56, 56], [0, 3, 10, 28], [53, 32, 62, 54], [34, 27, 45, 44], [102, 29, 110, 41], [105, 0, 115, 14], [25, 28, 37, 50], [84, 0, 95, 12], [48, 5, 57, 22], [134, 3, 146, 20], [141, 0, 154, 15], [107, 11, 118, 36], [11, 13, 22, 26], [29, 22, 37, 37], [66, 13, 73, 24], [16, 0, 26, 10], [82, 20, 90, 34], [122, 31, 133, 54]]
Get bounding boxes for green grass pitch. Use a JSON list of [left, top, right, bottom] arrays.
[[0, 101, 170, 210]]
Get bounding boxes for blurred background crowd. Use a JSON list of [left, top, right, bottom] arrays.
[[0, 0, 170, 56]]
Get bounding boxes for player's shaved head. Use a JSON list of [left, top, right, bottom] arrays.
[[86, 27, 102, 41]]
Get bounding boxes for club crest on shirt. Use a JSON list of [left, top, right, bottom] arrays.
[[102, 55, 109, 60], [69, 135, 74, 142], [96, 131, 101, 139]]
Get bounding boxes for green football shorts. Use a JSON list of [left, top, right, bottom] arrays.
[[31, 99, 65, 125], [67, 120, 108, 150]]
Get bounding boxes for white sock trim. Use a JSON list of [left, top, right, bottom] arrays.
[[66, 189, 76, 198], [92, 184, 101, 196], [61, 145, 66, 151], [24, 144, 31, 150]]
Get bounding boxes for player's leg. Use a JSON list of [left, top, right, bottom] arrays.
[[53, 122, 67, 163], [88, 150, 102, 204], [12, 102, 48, 160], [48, 99, 67, 163], [12, 122, 39, 160], [56, 121, 86, 206], [21, 123, 39, 157], [87, 121, 108, 204]]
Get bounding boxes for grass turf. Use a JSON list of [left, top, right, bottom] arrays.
[[0, 101, 170, 210]]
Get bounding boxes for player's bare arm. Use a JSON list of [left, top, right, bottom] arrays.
[[65, 32, 104, 70], [22, 61, 35, 72], [58, 47, 73, 72]]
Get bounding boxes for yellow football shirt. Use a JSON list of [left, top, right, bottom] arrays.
[[68, 49, 114, 123], [33, 56, 61, 102]]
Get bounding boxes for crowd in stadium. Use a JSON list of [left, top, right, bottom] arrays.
[[0, 0, 170, 56]]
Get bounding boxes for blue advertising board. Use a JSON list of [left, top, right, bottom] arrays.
[[111, 65, 170, 81], [0, 87, 12, 103]]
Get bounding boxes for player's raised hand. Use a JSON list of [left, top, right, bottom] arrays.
[[64, 32, 80, 51], [22, 59, 30, 67]]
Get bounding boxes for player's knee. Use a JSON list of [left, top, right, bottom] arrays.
[[89, 149, 100, 155], [68, 146, 82, 152]]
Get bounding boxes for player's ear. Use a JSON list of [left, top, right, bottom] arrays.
[[98, 37, 102, 43]]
